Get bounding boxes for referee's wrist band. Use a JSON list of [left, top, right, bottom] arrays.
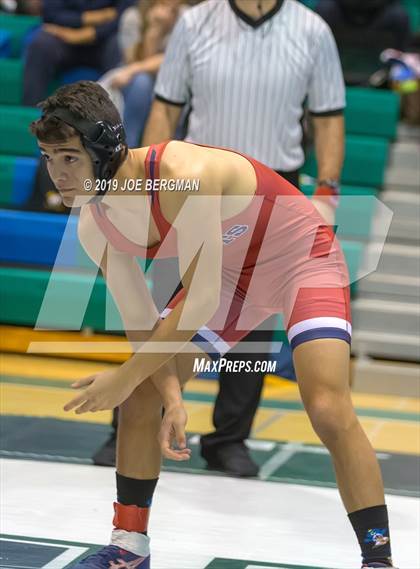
[[314, 179, 341, 208]]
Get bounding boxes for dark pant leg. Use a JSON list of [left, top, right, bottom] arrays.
[[200, 318, 276, 452], [201, 169, 299, 452], [23, 30, 74, 106], [97, 33, 122, 72], [70, 34, 122, 78]]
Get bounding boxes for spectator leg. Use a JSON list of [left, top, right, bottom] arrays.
[[98, 33, 122, 72], [73, 33, 121, 77], [122, 72, 155, 148], [23, 30, 73, 106]]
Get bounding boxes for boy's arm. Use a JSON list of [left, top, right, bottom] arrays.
[[77, 205, 182, 408], [65, 178, 223, 420], [117, 186, 224, 387]]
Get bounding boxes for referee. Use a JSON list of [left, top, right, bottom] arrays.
[[143, 0, 345, 476]]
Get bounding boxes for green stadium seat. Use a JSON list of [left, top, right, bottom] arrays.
[[299, 0, 317, 9], [0, 13, 40, 57], [0, 266, 112, 330], [0, 155, 37, 206], [300, 183, 378, 197], [0, 59, 23, 105], [0, 264, 153, 332], [342, 240, 364, 293], [0, 105, 40, 156], [0, 29, 12, 57], [300, 183, 378, 240], [402, 0, 420, 31], [303, 134, 389, 187], [345, 87, 400, 140]]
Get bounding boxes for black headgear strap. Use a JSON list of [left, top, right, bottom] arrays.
[[47, 107, 127, 184]]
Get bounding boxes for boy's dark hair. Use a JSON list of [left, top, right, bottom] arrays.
[[30, 81, 123, 143]]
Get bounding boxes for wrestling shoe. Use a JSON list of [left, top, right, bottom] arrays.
[[72, 545, 150, 568]]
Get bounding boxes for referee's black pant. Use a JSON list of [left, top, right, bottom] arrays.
[[200, 169, 300, 454]]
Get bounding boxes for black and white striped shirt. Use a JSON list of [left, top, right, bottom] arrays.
[[155, 0, 345, 171]]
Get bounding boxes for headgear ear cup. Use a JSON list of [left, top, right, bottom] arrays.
[[47, 108, 127, 187]]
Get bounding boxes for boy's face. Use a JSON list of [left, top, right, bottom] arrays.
[[38, 135, 95, 208]]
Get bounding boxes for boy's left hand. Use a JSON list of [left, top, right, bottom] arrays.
[[64, 367, 138, 414], [158, 403, 191, 462]]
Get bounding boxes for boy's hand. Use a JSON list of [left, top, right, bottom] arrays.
[[64, 367, 138, 414], [159, 403, 191, 462]]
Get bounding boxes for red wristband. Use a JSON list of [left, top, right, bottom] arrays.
[[314, 184, 340, 208]]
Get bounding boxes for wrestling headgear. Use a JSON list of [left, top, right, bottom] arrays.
[[47, 107, 127, 183]]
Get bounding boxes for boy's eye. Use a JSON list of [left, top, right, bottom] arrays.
[[64, 155, 77, 163], [41, 154, 51, 162]]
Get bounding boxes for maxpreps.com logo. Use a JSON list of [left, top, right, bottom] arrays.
[[222, 224, 249, 245], [364, 529, 390, 549]]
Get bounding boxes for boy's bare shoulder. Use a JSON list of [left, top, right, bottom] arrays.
[[162, 140, 222, 188]]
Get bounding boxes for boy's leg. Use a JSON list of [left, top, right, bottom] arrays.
[[72, 379, 161, 567], [73, 354, 199, 567], [117, 379, 163, 479], [293, 339, 393, 567]]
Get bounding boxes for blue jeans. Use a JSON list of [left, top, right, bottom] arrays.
[[122, 72, 155, 148]]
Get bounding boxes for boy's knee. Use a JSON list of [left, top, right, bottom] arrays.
[[306, 391, 356, 444]]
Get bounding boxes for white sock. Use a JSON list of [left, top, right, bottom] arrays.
[[111, 529, 150, 557]]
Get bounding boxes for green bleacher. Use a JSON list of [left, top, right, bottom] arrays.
[[0, 105, 40, 156], [0, 267, 110, 330], [345, 88, 400, 140], [0, 12, 40, 57], [0, 59, 23, 104], [402, 0, 420, 32], [303, 134, 390, 187], [301, 183, 378, 239]]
